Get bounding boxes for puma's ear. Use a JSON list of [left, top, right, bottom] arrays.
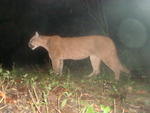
[[35, 32, 39, 37]]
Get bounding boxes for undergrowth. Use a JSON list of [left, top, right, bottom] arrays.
[[0, 67, 150, 113]]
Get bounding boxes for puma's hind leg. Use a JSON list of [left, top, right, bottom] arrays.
[[88, 55, 101, 77], [102, 56, 122, 80]]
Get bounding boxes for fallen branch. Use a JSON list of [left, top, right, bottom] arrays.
[[28, 89, 41, 113]]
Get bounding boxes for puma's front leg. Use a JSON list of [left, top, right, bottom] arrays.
[[51, 58, 63, 75], [59, 59, 64, 75]]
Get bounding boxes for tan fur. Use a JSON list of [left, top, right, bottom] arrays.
[[29, 32, 129, 80]]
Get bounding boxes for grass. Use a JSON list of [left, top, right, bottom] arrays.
[[0, 66, 150, 113]]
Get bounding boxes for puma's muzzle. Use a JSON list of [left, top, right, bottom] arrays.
[[28, 42, 36, 50]]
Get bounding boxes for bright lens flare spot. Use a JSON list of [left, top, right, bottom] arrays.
[[118, 18, 147, 48]]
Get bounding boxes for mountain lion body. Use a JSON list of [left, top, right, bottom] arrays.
[[29, 32, 129, 80]]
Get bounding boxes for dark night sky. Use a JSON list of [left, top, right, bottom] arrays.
[[0, 0, 150, 71]]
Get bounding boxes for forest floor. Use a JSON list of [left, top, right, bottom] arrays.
[[0, 66, 150, 113]]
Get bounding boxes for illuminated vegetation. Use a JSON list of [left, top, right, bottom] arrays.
[[0, 67, 150, 113]]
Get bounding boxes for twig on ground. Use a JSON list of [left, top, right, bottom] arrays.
[[114, 99, 116, 113], [32, 86, 39, 102], [28, 89, 41, 113], [0, 105, 7, 110], [42, 91, 49, 113], [122, 108, 125, 113], [55, 108, 61, 113], [0, 97, 5, 103]]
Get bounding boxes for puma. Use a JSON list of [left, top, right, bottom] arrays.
[[28, 32, 129, 80]]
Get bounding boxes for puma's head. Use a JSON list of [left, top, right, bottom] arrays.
[[28, 32, 42, 50]]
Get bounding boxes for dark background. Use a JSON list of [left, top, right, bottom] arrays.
[[0, 0, 150, 74]]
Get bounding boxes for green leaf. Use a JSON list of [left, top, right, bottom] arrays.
[[0, 68, 3, 73], [104, 106, 111, 113], [100, 105, 111, 113], [61, 99, 68, 108], [86, 105, 96, 113]]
